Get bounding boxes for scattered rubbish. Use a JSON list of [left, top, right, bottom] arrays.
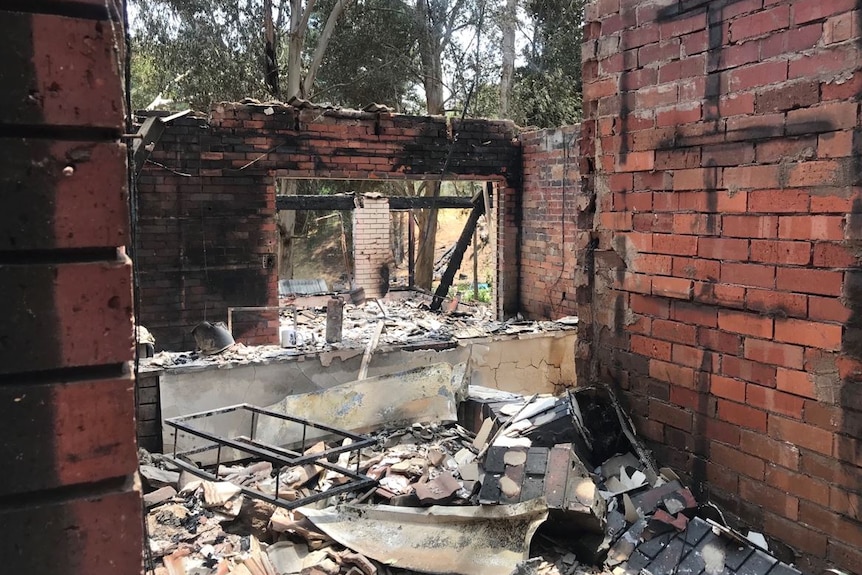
[[746, 530, 769, 552], [279, 278, 329, 297], [325, 296, 344, 344], [138, 325, 156, 357], [144, 364, 804, 575], [141, 292, 577, 370]]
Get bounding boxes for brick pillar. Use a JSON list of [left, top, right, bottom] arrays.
[[496, 183, 522, 318], [0, 2, 141, 573], [353, 195, 392, 299]]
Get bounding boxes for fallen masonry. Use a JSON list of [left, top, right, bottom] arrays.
[[144, 292, 578, 370], [143, 363, 806, 575]]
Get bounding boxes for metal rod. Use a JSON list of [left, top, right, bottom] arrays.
[[163, 403, 378, 509], [473, 226, 479, 301], [169, 457, 375, 511], [168, 402, 373, 442], [408, 211, 415, 288]]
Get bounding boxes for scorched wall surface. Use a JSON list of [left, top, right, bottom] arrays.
[[0, 2, 142, 573], [520, 125, 581, 320], [137, 104, 521, 350], [580, 0, 862, 571]]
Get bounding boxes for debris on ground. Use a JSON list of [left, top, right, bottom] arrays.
[[141, 291, 577, 369], [143, 364, 804, 575]]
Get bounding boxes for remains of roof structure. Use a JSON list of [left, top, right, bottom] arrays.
[[142, 364, 804, 575]]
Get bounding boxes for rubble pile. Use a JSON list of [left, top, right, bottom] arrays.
[[283, 293, 576, 348], [141, 292, 577, 370], [145, 371, 804, 575]]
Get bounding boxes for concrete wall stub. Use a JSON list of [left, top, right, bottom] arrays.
[[154, 331, 577, 451]]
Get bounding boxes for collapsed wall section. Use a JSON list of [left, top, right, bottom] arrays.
[[581, 0, 861, 571], [137, 104, 521, 350], [520, 126, 581, 319], [0, 2, 141, 573]]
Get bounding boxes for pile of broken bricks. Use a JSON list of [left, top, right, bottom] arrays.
[[141, 293, 577, 370], [141, 372, 807, 575]]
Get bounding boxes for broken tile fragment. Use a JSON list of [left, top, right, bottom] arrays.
[[504, 449, 528, 467], [414, 472, 460, 505], [651, 509, 689, 532], [144, 486, 178, 508], [472, 417, 494, 450], [500, 475, 521, 498]]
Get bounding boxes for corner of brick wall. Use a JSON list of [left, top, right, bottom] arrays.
[[520, 125, 581, 319], [582, 0, 862, 571], [136, 114, 279, 350], [0, 2, 141, 573]]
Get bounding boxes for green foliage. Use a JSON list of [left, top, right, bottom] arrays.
[[454, 283, 491, 303], [129, 46, 163, 112], [129, 0, 585, 126], [311, 0, 418, 109], [130, 0, 421, 112], [130, 0, 270, 111], [511, 0, 585, 128]]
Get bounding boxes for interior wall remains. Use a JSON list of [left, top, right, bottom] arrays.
[[137, 104, 521, 350], [353, 195, 392, 298], [0, 2, 141, 573], [580, 0, 862, 571], [519, 125, 581, 319], [139, 330, 576, 451]]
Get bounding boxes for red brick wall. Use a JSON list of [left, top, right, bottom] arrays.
[[520, 126, 580, 319], [138, 103, 521, 349], [137, 114, 278, 351], [580, 0, 862, 571], [0, 2, 141, 573]]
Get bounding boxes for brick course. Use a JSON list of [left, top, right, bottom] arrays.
[[0, 2, 140, 573], [580, 0, 862, 570], [519, 126, 580, 319], [138, 104, 521, 349]]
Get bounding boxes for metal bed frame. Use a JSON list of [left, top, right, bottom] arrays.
[[164, 403, 377, 509]]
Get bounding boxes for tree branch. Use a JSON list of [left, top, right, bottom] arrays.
[[302, 0, 353, 97]]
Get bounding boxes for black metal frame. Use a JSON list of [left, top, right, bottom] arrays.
[[164, 403, 377, 509]]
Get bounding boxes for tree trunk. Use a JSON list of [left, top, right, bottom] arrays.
[[413, 181, 440, 290], [286, 0, 303, 99], [303, 0, 353, 98], [499, 0, 517, 118], [413, 0, 448, 290], [276, 179, 297, 279]]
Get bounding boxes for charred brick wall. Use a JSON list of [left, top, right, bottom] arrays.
[[520, 126, 581, 319], [581, 0, 862, 571], [0, 2, 141, 574], [137, 103, 521, 350], [137, 114, 278, 351]]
